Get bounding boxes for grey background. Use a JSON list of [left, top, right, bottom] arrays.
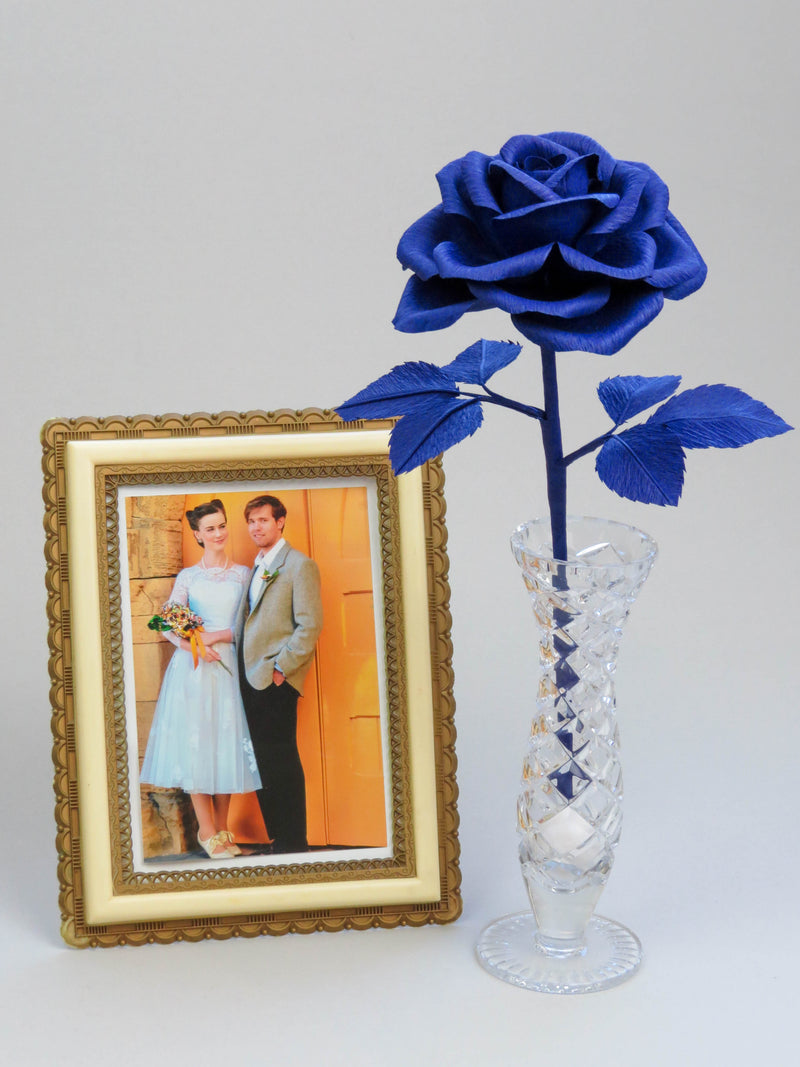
[[2, 2, 797, 1063]]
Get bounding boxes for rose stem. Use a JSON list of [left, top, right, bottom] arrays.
[[538, 346, 574, 694], [539, 346, 567, 561]]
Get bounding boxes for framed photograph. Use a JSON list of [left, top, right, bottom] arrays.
[[42, 408, 461, 947]]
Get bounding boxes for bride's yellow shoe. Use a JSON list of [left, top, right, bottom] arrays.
[[219, 829, 242, 856], [198, 831, 235, 858]]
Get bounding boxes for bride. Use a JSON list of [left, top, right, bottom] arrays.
[[140, 498, 261, 859]]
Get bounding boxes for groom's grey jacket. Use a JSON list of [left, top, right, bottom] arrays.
[[235, 541, 323, 695]]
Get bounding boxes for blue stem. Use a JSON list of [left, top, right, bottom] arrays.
[[482, 386, 545, 421], [459, 388, 544, 420], [563, 431, 614, 467], [539, 347, 567, 561]]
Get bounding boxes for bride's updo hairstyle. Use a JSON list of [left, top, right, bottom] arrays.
[[186, 499, 227, 546]]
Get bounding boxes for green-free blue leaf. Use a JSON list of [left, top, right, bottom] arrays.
[[595, 424, 685, 505], [597, 374, 681, 425], [336, 362, 458, 422], [442, 339, 522, 385], [389, 396, 483, 474], [647, 384, 793, 448]]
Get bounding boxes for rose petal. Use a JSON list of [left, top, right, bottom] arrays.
[[647, 212, 708, 296], [437, 152, 498, 217], [539, 132, 617, 183], [544, 153, 598, 197], [488, 157, 561, 211], [491, 194, 619, 257], [468, 277, 612, 319], [433, 239, 554, 282], [500, 134, 580, 169], [393, 133, 706, 353], [512, 285, 665, 354], [617, 162, 670, 233], [397, 205, 450, 279], [392, 274, 482, 333], [587, 161, 669, 237], [496, 192, 619, 224], [558, 232, 657, 279]]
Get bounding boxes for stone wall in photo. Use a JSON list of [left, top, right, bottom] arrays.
[[126, 495, 198, 858]]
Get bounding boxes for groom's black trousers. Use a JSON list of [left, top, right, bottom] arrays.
[[238, 654, 308, 853]]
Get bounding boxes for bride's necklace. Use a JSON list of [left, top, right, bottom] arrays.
[[200, 556, 230, 572]]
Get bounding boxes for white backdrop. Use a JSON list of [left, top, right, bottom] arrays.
[[2, 3, 798, 1063]]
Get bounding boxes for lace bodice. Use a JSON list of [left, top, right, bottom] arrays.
[[167, 562, 251, 633]]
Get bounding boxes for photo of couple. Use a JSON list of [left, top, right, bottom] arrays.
[[129, 485, 389, 864]]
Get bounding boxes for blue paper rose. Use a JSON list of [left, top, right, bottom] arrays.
[[393, 132, 707, 354]]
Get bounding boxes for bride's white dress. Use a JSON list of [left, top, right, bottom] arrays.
[[140, 562, 262, 794]]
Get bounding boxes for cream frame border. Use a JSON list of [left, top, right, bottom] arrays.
[[43, 410, 461, 945]]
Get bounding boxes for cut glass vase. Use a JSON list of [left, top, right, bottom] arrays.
[[476, 517, 658, 994]]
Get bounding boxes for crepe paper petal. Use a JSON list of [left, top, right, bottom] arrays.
[[490, 196, 618, 258], [647, 214, 708, 295], [617, 164, 671, 234], [389, 396, 484, 475], [597, 374, 682, 426], [501, 134, 578, 169], [647, 384, 793, 448], [396, 206, 451, 279], [442, 339, 522, 385], [589, 162, 669, 237], [437, 152, 499, 217], [534, 132, 617, 182], [544, 153, 598, 197], [513, 285, 665, 355], [558, 232, 657, 280], [392, 134, 708, 354], [392, 274, 482, 333], [336, 362, 459, 422], [469, 277, 612, 319], [488, 157, 563, 209], [497, 191, 619, 223], [433, 239, 554, 282], [595, 424, 686, 506]]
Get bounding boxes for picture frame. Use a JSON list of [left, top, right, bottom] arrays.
[[42, 408, 461, 947]]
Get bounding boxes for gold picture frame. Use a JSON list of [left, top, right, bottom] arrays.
[[42, 408, 461, 947]]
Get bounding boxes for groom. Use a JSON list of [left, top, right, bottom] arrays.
[[235, 494, 323, 854]]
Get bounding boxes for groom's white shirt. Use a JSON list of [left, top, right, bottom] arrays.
[[247, 536, 286, 611]]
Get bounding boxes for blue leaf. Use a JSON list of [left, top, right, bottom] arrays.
[[442, 339, 522, 385], [336, 362, 458, 422], [648, 384, 793, 448], [597, 374, 681, 425], [389, 396, 483, 474], [595, 424, 686, 505]]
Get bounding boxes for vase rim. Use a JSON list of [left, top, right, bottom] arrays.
[[511, 515, 658, 568]]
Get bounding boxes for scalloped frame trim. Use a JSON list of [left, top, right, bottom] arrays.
[[42, 408, 461, 947]]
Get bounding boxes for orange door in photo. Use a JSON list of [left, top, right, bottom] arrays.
[[307, 486, 387, 847]]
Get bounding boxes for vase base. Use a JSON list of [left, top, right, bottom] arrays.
[[476, 912, 642, 994]]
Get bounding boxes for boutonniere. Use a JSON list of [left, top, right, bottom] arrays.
[[260, 565, 282, 588]]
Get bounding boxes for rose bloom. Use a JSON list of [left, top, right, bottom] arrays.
[[393, 132, 707, 355]]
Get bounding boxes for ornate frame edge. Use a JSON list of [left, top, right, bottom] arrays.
[[42, 408, 461, 947], [100, 455, 415, 892]]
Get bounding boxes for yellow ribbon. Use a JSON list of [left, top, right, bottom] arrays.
[[184, 627, 207, 669]]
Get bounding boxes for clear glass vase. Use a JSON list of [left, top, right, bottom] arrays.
[[476, 516, 658, 994]]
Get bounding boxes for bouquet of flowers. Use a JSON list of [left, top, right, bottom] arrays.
[[147, 602, 232, 675]]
